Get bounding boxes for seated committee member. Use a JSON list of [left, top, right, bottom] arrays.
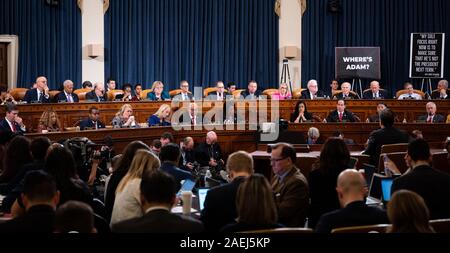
[[172, 80, 194, 101], [301, 79, 325, 99], [241, 80, 263, 99], [270, 143, 309, 227], [201, 151, 254, 232], [23, 76, 51, 104], [227, 82, 237, 96], [55, 80, 79, 103], [417, 102, 445, 123], [112, 104, 139, 128], [290, 100, 313, 123], [115, 83, 133, 101], [391, 139, 450, 219], [85, 82, 107, 102], [332, 82, 360, 99], [82, 81, 93, 89], [0, 90, 17, 105], [272, 83, 292, 100], [36, 109, 61, 133], [431, 79, 449, 99], [362, 81, 388, 99], [206, 81, 230, 100], [79, 106, 106, 130], [326, 79, 340, 98], [175, 102, 202, 126], [315, 169, 388, 233], [148, 104, 172, 126], [147, 81, 170, 101], [325, 100, 357, 122], [131, 83, 143, 101], [112, 170, 203, 233], [366, 103, 387, 122], [398, 82, 422, 100], [0, 102, 26, 134]]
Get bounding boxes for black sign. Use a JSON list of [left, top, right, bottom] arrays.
[[409, 33, 445, 78], [335, 47, 381, 79]]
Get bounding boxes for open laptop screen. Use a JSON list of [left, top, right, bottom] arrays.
[[198, 188, 210, 211], [381, 178, 394, 202], [176, 179, 196, 196]]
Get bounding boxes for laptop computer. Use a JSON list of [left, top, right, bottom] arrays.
[[197, 188, 210, 211], [362, 163, 376, 186], [365, 173, 384, 205], [176, 178, 196, 196], [381, 177, 394, 202]]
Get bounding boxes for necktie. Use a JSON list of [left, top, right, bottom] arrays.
[[427, 116, 432, 123], [11, 122, 16, 132], [38, 91, 41, 102], [218, 93, 222, 100], [339, 112, 343, 122], [409, 95, 412, 99], [374, 93, 377, 98], [67, 94, 73, 103]]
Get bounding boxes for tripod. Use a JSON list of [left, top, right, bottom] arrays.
[[280, 59, 293, 93]]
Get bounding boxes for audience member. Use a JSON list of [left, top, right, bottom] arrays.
[[306, 127, 322, 144], [23, 76, 51, 103], [55, 80, 79, 103], [332, 130, 356, 145], [195, 131, 224, 178], [308, 138, 350, 228], [201, 151, 254, 232], [221, 174, 282, 232], [387, 190, 434, 233], [411, 130, 423, 139], [0, 136, 32, 185], [391, 139, 450, 219], [79, 106, 106, 130], [301, 79, 325, 99], [290, 100, 313, 123], [150, 139, 162, 156], [110, 149, 160, 225], [159, 143, 194, 190], [112, 170, 203, 233], [54, 200, 96, 233], [240, 80, 262, 99], [270, 143, 309, 227], [430, 79, 449, 99], [271, 83, 292, 100], [179, 137, 195, 171], [333, 82, 359, 99], [148, 103, 172, 126], [147, 81, 170, 101], [362, 80, 388, 99], [325, 99, 357, 122], [131, 83, 143, 101], [0, 102, 26, 134], [398, 82, 422, 100], [417, 102, 445, 123], [37, 109, 62, 133], [112, 104, 138, 128], [173, 80, 194, 101], [160, 132, 174, 146], [315, 169, 388, 233], [85, 82, 107, 102]]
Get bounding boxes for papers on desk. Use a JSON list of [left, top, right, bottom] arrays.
[[171, 206, 198, 214]]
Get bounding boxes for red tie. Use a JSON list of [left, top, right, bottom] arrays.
[[11, 122, 16, 132], [339, 112, 343, 122], [427, 116, 432, 123]]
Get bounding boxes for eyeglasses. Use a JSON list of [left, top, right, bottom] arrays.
[[270, 157, 287, 163]]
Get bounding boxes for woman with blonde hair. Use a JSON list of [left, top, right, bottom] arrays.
[[148, 103, 172, 126], [271, 83, 292, 100], [147, 81, 170, 101], [110, 149, 161, 225], [111, 104, 138, 128], [37, 109, 62, 133], [387, 190, 435, 233]]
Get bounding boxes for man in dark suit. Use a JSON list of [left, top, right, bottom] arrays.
[[240, 80, 263, 99], [79, 106, 106, 130], [179, 137, 196, 172], [363, 108, 410, 166], [366, 103, 387, 123], [0, 102, 26, 134], [159, 143, 195, 191], [301, 79, 326, 99], [391, 139, 450, 219], [174, 102, 203, 126], [333, 82, 360, 100], [430, 79, 450, 99], [200, 151, 254, 232], [0, 171, 60, 233], [362, 80, 389, 99], [195, 131, 224, 178], [173, 80, 194, 101], [114, 83, 133, 101], [417, 102, 445, 123], [315, 169, 388, 233], [112, 170, 203, 233], [206, 81, 230, 100], [325, 99, 358, 122], [55, 80, 79, 103], [85, 82, 107, 102], [270, 143, 309, 227], [23, 76, 51, 103]]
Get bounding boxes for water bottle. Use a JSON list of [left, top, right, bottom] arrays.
[[205, 169, 212, 188]]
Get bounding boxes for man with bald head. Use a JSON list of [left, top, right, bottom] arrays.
[[333, 82, 360, 99], [362, 80, 388, 99], [55, 80, 79, 103], [23, 76, 51, 103], [417, 102, 445, 123], [315, 169, 388, 233], [301, 79, 325, 99], [431, 79, 450, 99]]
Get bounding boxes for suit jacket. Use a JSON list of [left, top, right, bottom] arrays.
[[333, 92, 360, 100], [194, 142, 223, 167], [179, 148, 195, 171], [290, 112, 313, 123], [147, 91, 170, 101], [79, 118, 106, 130], [326, 110, 357, 123], [0, 118, 25, 134], [271, 167, 309, 227], [417, 114, 445, 123], [200, 177, 246, 232], [240, 90, 263, 99], [160, 162, 194, 190], [363, 126, 410, 166], [173, 92, 194, 101], [206, 91, 231, 100], [431, 90, 450, 99], [362, 90, 389, 99], [367, 114, 380, 123], [23, 88, 51, 103], [112, 208, 204, 233], [0, 205, 55, 233], [85, 90, 107, 102], [315, 201, 388, 233], [55, 92, 79, 103], [391, 165, 450, 220], [148, 115, 171, 127], [301, 90, 326, 100]]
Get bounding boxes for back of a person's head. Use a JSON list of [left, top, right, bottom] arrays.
[[30, 137, 52, 161], [337, 169, 365, 194], [387, 190, 434, 233], [23, 170, 57, 204], [318, 137, 350, 174], [379, 109, 395, 127], [307, 127, 320, 139], [1, 135, 32, 180], [236, 174, 277, 225], [159, 143, 181, 163], [45, 144, 77, 183], [226, 151, 254, 174], [160, 132, 174, 142], [272, 142, 296, 164], [115, 141, 150, 173], [407, 139, 431, 162], [140, 170, 176, 205], [54, 201, 95, 233], [117, 150, 160, 193]]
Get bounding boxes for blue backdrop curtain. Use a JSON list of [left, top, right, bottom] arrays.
[[302, 0, 450, 96], [0, 0, 81, 89], [104, 0, 279, 90]]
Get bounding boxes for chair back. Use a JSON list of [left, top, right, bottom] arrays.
[[331, 224, 390, 233], [332, 90, 360, 99], [169, 89, 183, 98], [378, 152, 408, 174], [9, 88, 28, 101], [396, 89, 425, 99], [74, 88, 92, 101], [232, 89, 244, 98], [292, 88, 305, 99], [380, 143, 408, 154], [432, 152, 450, 174], [262, 89, 279, 98], [239, 227, 314, 234], [107, 89, 124, 101], [141, 89, 153, 100], [430, 218, 450, 233], [49, 90, 61, 101]]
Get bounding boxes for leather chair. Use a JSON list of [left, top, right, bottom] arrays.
[[292, 88, 305, 99], [232, 89, 244, 98], [74, 88, 92, 101], [140, 89, 153, 100], [262, 88, 279, 99], [331, 224, 390, 233], [9, 88, 28, 101], [396, 89, 425, 99], [239, 227, 314, 234], [107, 89, 124, 101], [48, 90, 61, 102]]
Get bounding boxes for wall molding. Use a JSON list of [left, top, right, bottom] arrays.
[[0, 35, 19, 89]]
